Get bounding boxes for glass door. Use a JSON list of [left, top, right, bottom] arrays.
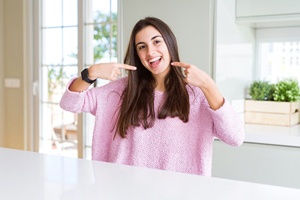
[[38, 0, 118, 158], [39, 0, 79, 157]]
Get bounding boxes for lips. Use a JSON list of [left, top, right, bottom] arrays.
[[149, 57, 161, 67]]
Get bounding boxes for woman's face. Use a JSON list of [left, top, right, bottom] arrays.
[[135, 26, 171, 80]]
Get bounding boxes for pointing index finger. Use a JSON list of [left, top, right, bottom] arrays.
[[171, 62, 189, 68], [117, 64, 137, 70]]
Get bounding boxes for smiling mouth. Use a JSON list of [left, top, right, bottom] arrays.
[[149, 57, 161, 65]]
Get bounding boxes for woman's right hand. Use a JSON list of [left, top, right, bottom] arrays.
[[68, 63, 136, 92], [88, 63, 137, 81]]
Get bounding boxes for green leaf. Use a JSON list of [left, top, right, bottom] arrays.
[[273, 79, 300, 102]]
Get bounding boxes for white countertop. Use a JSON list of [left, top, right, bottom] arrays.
[[245, 124, 300, 147], [1, 147, 300, 200]]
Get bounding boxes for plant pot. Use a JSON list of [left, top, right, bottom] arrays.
[[244, 100, 300, 126]]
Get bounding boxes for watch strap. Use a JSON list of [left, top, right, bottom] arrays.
[[81, 68, 96, 84]]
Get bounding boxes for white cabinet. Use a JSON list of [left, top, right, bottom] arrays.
[[236, 0, 300, 28], [213, 141, 300, 189], [236, 0, 300, 18]]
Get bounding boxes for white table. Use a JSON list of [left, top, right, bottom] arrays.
[[1, 148, 300, 200]]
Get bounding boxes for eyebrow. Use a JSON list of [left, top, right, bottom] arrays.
[[135, 35, 162, 47]]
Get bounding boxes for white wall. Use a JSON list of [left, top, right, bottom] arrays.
[[214, 0, 255, 100], [1, 0, 25, 149], [0, 0, 5, 146], [121, 0, 214, 74]]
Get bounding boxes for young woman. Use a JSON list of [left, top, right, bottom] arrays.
[[60, 17, 245, 176]]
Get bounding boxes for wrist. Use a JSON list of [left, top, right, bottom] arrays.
[[87, 66, 97, 80], [81, 68, 96, 84], [197, 76, 213, 91]]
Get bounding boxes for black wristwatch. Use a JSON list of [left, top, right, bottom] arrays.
[[81, 68, 96, 84]]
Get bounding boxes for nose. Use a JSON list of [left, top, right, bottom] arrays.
[[147, 44, 155, 56]]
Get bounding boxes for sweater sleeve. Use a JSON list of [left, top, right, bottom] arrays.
[[209, 99, 245, 146], [59, 78, 98, 115]]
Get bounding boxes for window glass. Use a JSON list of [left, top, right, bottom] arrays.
[[256, 27, 300, 84], [85, 0, 111, 24], [42, 29, 63, 65], [85, 1, 118, 65], [42, 0, 62, 27], [63, 0, 78, 26], [259, 42, 300, 83], [63, 27, 78, 65]]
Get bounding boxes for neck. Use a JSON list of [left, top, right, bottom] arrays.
[[152, 67, 170, 92], [153, 75, 165, 92]]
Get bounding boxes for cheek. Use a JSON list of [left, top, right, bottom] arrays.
[[164, 51, 171, 62], [137, 51, 146, 62], [162, 47, 171, 59], [138, 53, 147, 65]]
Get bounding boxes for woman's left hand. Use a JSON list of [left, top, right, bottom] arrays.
[[171, 61, 224, 110], [171, 61, 210, 89]]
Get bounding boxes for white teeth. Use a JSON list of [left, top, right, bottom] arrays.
[[149, 57, 161, 63]]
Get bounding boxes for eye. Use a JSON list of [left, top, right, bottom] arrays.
[[137, 45, 146, 51], [154, 40, 161, 45]]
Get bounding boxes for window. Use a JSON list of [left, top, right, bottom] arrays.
[[83, 0, 118, 159], [39, 0, 118, 159], [256, 27, 300, 84]]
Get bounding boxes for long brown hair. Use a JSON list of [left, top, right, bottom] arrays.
[[115, 17, 190, 138]]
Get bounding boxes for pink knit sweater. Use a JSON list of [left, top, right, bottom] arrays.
[[60, 77, 245, 176]]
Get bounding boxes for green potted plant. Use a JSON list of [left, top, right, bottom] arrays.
[[245, 79, 300, 126], [249, 81, 275, 101]]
